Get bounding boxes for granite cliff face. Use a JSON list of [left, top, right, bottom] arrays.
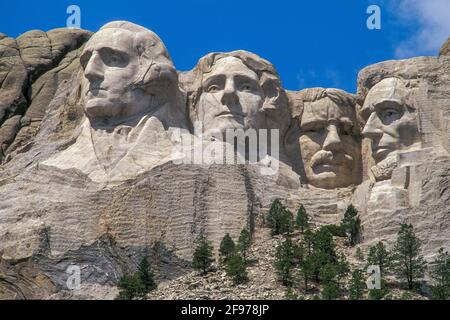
[[0, 22, 448, 299]]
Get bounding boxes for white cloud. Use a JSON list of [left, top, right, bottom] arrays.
[[389, 0, 450, 58]]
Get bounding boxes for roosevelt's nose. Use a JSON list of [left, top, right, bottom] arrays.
[[362, 112, 383, 139], [221, 78, 239, 106], [84, 51, 104, 83], [323, 124, 342, 151]]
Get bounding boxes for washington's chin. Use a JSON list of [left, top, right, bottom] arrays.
[[84, 99, 121, 119]]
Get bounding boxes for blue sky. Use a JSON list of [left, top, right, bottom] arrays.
[[1, 0, 449, 93]]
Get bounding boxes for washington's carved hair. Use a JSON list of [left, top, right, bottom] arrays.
[[90, 21, 178, 92]]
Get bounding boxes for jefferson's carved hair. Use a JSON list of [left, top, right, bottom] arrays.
[[186, 50, 291, 134]]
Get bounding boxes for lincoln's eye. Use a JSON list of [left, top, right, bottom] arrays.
[[207, 84, 221, 93]]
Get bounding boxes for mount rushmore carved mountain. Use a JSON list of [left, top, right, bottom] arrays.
[[0, 21, 448, 299]]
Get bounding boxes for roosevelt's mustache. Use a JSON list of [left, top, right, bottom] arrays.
[[310, 150, 353, 168]]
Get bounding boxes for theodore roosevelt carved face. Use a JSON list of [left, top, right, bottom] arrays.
[[298, 89, 361, 189]]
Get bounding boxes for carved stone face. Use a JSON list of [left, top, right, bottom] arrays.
[[361, 78, 419, 164], [197, 56, 265, 137], [80, 28, 152, 121], [299, 97, 360, 189]]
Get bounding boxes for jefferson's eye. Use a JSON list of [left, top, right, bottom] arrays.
[[380, 108, 401, 122], [207, 84, 221, 93], [302, 127, 325, 135]]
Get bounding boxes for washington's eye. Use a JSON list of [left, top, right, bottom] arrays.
[[80, 51, 92, 69], [207, 84, 221, 93], [99, 48, 129, 67]]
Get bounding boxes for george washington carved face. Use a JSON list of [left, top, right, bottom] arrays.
[[79, 22, 177, 124]]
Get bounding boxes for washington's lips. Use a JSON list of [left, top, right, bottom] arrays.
[[311, 151, 353, 170]]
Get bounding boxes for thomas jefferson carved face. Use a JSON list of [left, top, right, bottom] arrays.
[[299, 91, 360, 189], [79, 25, 175, 123], [361, 78, 419, 164], [197, 56, 266, 137]]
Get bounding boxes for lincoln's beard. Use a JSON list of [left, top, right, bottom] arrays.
[[371, 152, 398, 182]]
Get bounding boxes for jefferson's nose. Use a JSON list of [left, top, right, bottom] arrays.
[[362, 113, 383, 139], [84, 52, 104, 82], [221, 78, 239, 106], [323, 124, 342, 151]]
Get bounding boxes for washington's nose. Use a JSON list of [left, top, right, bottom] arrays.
[[84, 52, 104, 82], [362, 113, 383, 139], [323, 124, 342, 151], [221, 78, 239, 106]]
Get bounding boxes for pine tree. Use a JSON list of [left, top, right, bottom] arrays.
[[219, 233, 236, 262], [225, 253, 248, 284], [267, 199, 293, 235], [348, 269, 366, 300], [368, 279, 390, 300], [274, 238, 295, 286], [366, 241, 392, 276], [284, 287, 299, 300], [295, 204, 309, 233], [192, 234, 214, 275], [281, 209, 294, 235], [313, 227, 336, 260], [320, 263, 340, 300], [335, 253, 350, 289], [392, 224, 427, 290], [237, 228, 251, 260], [299, 254, 314, 293], [267, 199, 283, 234], [309, 228, 336, 282], [116, 257, 156, 300], [340, 204, 361, 246], [429, 248, 450, 300], [137, 256, 156, 295], [303, 229, 314, 255], [355, 247, 364, 261], [116, 273, 145, 300]]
